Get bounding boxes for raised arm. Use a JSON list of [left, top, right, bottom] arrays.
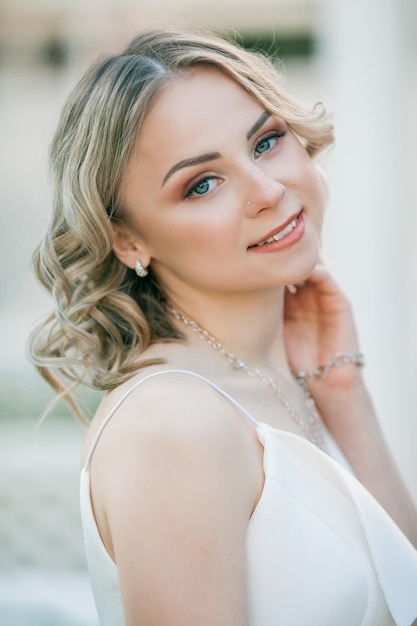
[[284, 264, 417, 547]]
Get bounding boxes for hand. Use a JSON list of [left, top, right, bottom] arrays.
[[285, 268, 417, 546], [284, 264, 362, 394]]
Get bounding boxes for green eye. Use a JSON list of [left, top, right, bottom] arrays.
[[193, 179, 210, 195], [254, 131, 286, 156], [255, 138, 273, 154], [185, 176, 219, 198]]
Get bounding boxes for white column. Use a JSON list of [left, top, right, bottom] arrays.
[[316, 0, 417, 498]]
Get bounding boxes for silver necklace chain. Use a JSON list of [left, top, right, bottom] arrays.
[[169, 307, 327, 451]]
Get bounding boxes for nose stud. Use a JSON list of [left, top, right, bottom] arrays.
[[247, 201, 252, 206]]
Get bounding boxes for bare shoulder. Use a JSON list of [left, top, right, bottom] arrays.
[[82, 368, 257, 466], [82, 367, 263, 529], [83, 369, 262, 624]]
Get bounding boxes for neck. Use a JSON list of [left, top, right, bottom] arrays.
[[168, 287, 290, 378]]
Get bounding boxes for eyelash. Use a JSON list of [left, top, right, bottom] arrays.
[[254, 130, 287, 157], [184, 174, 221, 199], [183, 128, 287, 199]]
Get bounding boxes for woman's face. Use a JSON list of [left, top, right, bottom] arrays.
[[119, 68, 326, 302]]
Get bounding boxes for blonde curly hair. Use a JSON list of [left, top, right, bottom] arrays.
[[28, 28, 334, 418]]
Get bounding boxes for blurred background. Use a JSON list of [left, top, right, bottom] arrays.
[[0, 0, 416, 623]]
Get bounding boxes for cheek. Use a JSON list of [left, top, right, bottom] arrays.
[[295, 158, 327, 211], [183, 213, 237, 242], [312, 170, 327, 211], [161, 195, 241, 248], [178, 222, 240, 264], [140, 205, 241, 260]]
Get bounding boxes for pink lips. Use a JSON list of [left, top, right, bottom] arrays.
[[248, 212, 305, 253]]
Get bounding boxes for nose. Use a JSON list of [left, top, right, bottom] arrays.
[[244, 165, 286, 217]]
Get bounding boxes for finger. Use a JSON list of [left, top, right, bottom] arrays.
[[286, 284, 298, 294]]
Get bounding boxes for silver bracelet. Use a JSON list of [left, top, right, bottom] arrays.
[[294, 352, 365, 384]]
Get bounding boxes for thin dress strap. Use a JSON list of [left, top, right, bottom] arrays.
[[83, 369, 260, 472]]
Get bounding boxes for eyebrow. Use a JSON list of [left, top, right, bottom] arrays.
[[246, 110, 271, 140], [161, 110, 272, 187], [162, 152, 221, 187]]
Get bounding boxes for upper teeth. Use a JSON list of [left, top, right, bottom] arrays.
[[256, 218, 298, 246]]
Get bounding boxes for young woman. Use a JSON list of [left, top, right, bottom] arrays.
[[29, 28, 417, 626]]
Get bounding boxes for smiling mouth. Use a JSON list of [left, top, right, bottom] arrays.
[[251, 216, 299, 248]]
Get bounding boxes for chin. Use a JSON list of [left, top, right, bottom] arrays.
[[286, 256, 319, 285], [285, 249, 320, 284]]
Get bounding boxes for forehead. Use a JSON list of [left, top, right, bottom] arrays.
[[136, 68, 264, 162]]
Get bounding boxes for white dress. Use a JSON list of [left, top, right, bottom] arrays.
[[80, 370, 417, 625]]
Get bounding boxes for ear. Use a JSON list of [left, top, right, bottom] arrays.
[[111, 222, 150, 271]]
